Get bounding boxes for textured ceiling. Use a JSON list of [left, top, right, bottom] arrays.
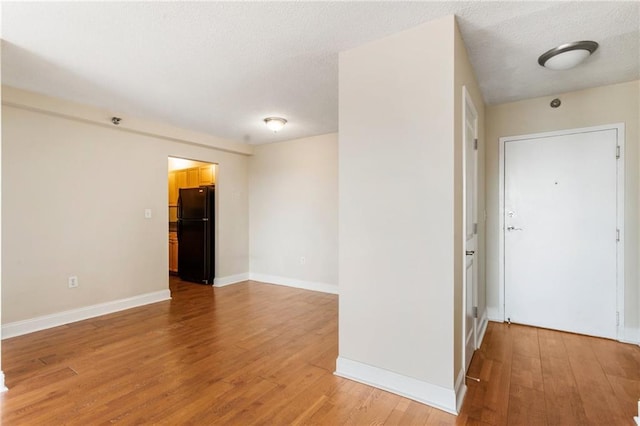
[[2, 2, 638, 144]]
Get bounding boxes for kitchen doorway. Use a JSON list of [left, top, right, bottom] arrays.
[[168, 157, 218, 283]]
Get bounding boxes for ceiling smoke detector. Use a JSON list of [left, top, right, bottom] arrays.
[[263, 117, 287, 132], [538, 41, 599, 70]]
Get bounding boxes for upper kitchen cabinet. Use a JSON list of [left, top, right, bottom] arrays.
[[187, 168, 199, 188], [175, 170, 188, 190], [199, 165, 215, 185], [168, 163, 216, 206], [168, 172, 177, 205]]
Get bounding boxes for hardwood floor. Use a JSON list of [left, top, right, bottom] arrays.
[[2, 277, 639, 425]]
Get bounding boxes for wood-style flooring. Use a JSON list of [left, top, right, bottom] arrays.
[[1, 277, 639, 425]]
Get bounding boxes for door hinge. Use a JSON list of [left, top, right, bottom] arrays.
[[616, 145, 620, 159], [616, 229, 620, 242], [473, 138, 478, 150], [616, 311, 620, 326], [473, 306, 478, 319], [473, 223, 478, 235]]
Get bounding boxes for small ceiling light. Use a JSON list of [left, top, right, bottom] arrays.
[[538, 41, 599, 70], [263, 117, 287, 132]]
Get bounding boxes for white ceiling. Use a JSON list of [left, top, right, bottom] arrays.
[[2, 2, 638, 144]]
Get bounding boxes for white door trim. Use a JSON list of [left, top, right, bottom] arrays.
[[462, 85, 479, 373], [498, 123, 625, 339]]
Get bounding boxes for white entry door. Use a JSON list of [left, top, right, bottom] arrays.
[[504, 127, 620, 339], [463, 88, 478, 370]]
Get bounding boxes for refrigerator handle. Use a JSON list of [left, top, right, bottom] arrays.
[[177, 219, 181, 240], [177, 190, 182, 219]]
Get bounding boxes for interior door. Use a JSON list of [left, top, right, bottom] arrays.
[[464, 92, 478, 371], [504, 129, 618, 339]]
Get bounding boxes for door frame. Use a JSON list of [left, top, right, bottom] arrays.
[[462, 86, 479, 372], [498, 123, 625, 339], [167, 157, 219, 284]]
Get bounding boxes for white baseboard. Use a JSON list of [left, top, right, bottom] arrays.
[[249, 273, 338, 295], [334, 356, 458, 414], [2, 290, 171, 339], [213, 272, 249, 287], [477, 310, 489, 347], [621, 326, 640, 346], [0, 371, 7, 392], [454, 368, 467, 413]]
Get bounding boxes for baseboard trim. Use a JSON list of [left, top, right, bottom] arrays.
[[621, 327, 640, 346], [213, 272, 249, 287], [2, 290, 171, 339], [477, 310, 489, 347], [334, 356, 458, 414], [454, 368, 467, 413], [0, 371, 7, 392], [249, 273, 338, 295]]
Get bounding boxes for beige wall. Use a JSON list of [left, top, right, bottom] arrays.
[[485, 80, 640, 340], [2, 88, 250, 323], [249, 134, 338, 290], [338, 15, 458, 391], [453, 20, 486, 383]]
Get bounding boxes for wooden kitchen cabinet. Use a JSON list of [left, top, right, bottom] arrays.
[[168, 172, 178, 205], [187, 168, 199, 188], [169, 232, 178, 273], [175, 170, 188, 191], [199, 165, 215, 185]]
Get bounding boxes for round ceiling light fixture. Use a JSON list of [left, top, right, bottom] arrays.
[[538, 41, 599, 70], [263, 117, 287, 132]]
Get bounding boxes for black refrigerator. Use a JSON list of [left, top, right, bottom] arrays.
[[177, 186, 215, 284]]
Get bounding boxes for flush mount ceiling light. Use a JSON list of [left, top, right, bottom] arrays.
[[263, 117, 287, 132], [538, 41, 599, 70]]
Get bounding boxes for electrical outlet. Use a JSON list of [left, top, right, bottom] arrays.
[[68, 276, 78, 288], [300, 257, 306, 265], [144, 209, 152, 219]]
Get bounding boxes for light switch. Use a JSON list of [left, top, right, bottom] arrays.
[[145, 209, 152, 219]]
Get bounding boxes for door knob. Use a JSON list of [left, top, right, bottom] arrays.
[[466, 250, 475, 256], [506, 226, 523, 231]]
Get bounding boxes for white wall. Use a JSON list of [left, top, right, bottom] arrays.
[[485, 80, 640, 342], [337, 15, 461, 410], [2, 87, 250, 324], [249, 133, 338, 293]]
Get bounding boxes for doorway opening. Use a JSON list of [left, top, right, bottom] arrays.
[[168, 157, 218, 285]]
